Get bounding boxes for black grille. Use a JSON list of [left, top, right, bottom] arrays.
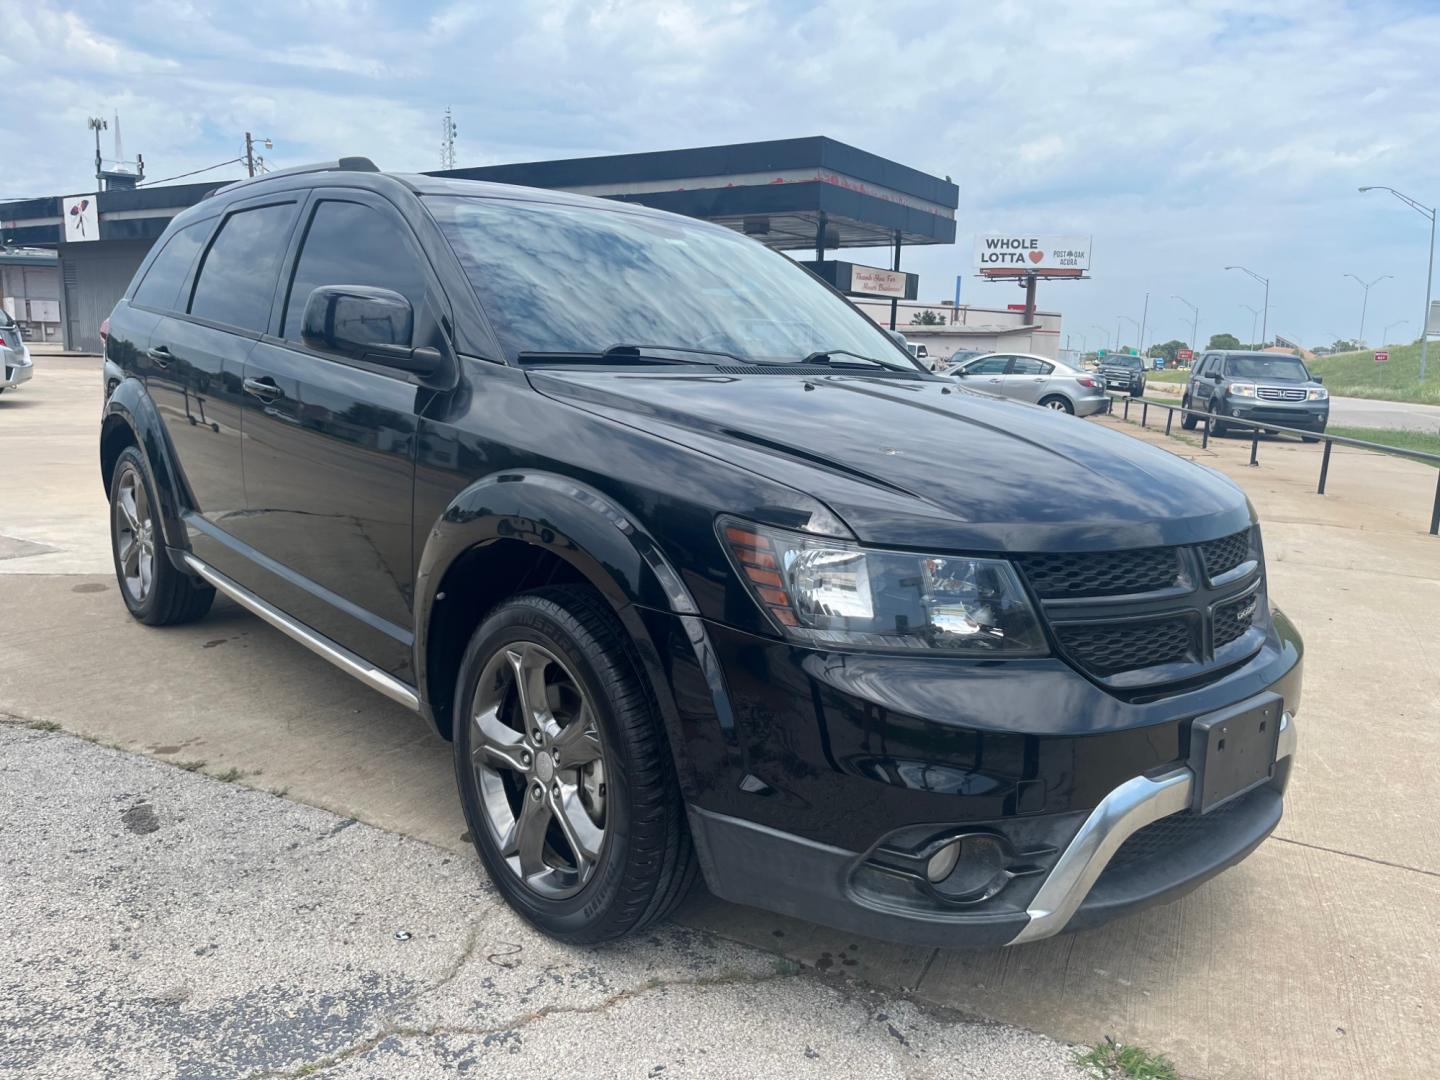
[[1107, 789, 1250, 873], [1055, 618, 1192, 676], [1016, 548, 1180, 599], [1199, 528, 1252, 579], [1214, 593, 1258, 648]]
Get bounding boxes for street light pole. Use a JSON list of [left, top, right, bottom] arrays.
[[1173, 295, 1199, 352], [1343, 273, 1392, 346], [1382, 319, 1409, 345], [1226, 265, 1270, 344], [1138, 292, 1149, 356], [1241, 305, 1260, 348], [1360, 186, 1436, 381], [1091, 324, 1110, 351], [1118, 315, 1140, 352]]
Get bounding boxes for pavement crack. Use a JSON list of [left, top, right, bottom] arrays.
[[244, 963, 805, 1079], [1270, 834, 1440, 879]]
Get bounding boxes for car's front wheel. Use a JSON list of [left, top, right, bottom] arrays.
[[108, 446, 214, 625], [1181, 395, 1198, 429], [453, 586, 697, 943], [1039, 395, 1074, 414]]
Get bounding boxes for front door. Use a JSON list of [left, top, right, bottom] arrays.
[[145, 198, 301, 576], [961, 355, 1013, 396], [230, 191, 437, 680]]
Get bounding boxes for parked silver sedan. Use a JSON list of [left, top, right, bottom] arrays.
[[950, 352, 1108, 416]]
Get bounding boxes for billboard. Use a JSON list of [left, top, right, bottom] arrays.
[[799, 259, 918, 300], [975, 234, 1090, 274], [62, 195, 99, 242]]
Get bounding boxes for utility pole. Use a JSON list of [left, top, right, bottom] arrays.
[[441, 107, 458, 169], [1138, 292, 1149, 356], [1360, 186, 1435, 381], [1343, 273, 1391, 346], [243, 132, 273, 178], [88, 116, 108, 186]]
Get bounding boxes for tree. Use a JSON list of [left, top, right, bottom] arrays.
[[1147, 339, 1188, 364], [910, 309, 945, 326], [1330, 339, 1360, 353], [1207, 332, 1242, 350]]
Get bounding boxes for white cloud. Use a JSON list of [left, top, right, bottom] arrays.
[[3, 0, 1438, 345]]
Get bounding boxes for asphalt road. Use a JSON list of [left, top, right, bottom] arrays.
[[0, 722, 1087, 1080]]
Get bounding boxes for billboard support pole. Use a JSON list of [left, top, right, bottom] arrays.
[[889, 230, 902, 331]]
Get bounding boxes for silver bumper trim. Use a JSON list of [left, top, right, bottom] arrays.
[[1008, 708, 1295, 945], [183, 554, 420, 712]]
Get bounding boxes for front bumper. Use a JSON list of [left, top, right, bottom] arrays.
[[654, 606, 1303, 948], [1224, 399, 1328, 429], [1, 348, 33, 389]]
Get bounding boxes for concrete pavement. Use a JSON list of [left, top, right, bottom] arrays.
[[3, 357, 1438, 1078], [0, 723, 1086, 1079]]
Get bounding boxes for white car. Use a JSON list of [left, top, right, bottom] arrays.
[[0, 312, 34, 394]]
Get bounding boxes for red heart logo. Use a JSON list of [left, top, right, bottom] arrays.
[[1028, 250, 1044, 264]]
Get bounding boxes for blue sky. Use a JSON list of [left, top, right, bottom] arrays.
[[5, 0, 1439, 350]]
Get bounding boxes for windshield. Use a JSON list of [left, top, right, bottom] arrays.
[[1224, 355, 1310, 381], [426, 196, 918, 369], [1105, 356, 1142, 369]]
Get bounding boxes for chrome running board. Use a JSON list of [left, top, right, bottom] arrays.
[[183, 554, 420, 712]]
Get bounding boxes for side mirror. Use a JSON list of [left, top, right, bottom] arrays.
[[302, 285, 443, 376], [1313, 374, 1324, 385], [953, 366, 969, 377]]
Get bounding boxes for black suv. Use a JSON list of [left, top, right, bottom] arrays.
[[99, 160, 1302, 947], [1182, 350, 1330, 439], [1099, 353, 1147, 396]]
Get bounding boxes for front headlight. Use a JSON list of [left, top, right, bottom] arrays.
[[720, 518, 1047, 656], [1228, 383, 1257, 397], [1308, 387, 1329, 401]]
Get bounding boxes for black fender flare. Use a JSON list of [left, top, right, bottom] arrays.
[[100, 377, 193, 557], [413, 469, 738, 783]]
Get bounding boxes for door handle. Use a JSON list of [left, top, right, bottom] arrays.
[[243, 376, 283, 402], [147, 345, 172, 368]]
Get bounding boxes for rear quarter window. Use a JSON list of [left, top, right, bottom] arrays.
[[131, 221, 210, 312]]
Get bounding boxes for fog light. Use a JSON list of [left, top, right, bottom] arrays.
[[926, 841, 960, 883]]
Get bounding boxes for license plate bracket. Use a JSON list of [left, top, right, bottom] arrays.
[[1189, 693, 1282, 814]]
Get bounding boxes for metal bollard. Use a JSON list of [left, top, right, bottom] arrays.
[[1123, 397, 1130, 420], [1202, 417, 1210, 449], [1431, 471, 1440, 536], [1249, 428, 1260, 466], [1165, 408, 1173, 435], [1318, 439, 1332, 494], [1141, 402, 1149, 427]]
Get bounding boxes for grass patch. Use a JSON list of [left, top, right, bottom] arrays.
[[1076, 1037, 1179, 1079], [1309, 343, 1440, 406], [174, 759, 207, 772], [213, 767, 244, 783], [1146, 369, 1190, 385], [1326, 425, 1440, 467], [26, 720, 61, 732]]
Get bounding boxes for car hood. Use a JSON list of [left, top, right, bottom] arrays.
[[530, 369, 1253, 552]]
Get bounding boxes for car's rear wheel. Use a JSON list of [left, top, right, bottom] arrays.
[[108, 447, 214, 625], [453, 586, 696, 943], [1039, 395, 1074, 414]]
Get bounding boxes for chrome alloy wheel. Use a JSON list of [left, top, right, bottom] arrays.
[[113, 464, 156, 604], [1043, 398, 1070, 411], [470, 641, 608, 898]]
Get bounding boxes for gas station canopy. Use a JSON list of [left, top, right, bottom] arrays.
[[432, 136, 958, 252]]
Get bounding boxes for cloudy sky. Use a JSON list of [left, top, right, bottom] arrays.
[[5, 0, 1439, 350]]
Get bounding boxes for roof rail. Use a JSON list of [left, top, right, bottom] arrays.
[[207, 157, 380, 199]]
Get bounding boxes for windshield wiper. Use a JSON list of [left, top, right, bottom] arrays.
[[798, 350, 914, 371], [517, 343, 752, 367]]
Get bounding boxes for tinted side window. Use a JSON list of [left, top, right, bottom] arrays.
[[189, 203, 297, 332], [132, 221, 209, 312], [1011, 357, 1051, 375], [282, 200, 426, 341], [968, 356, 1011, 375]]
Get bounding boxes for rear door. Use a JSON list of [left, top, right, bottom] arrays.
[[228, 190, 436, 678], [999, 355, 1054, 403], [146, 197, 301, 574]]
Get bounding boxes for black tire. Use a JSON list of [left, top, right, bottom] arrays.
[[1131, 382, 1145, 398], [108, 446, 215, 625], [453, 585, 697, 943], [1038, 395, 1074, 415], [1180, 396, 1198, 430], [1209, 410, 1230, 437], [1301, 435, 1320, 444]]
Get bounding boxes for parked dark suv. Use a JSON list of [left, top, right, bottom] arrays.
[[1182, 350, 1329, 439], [99, 159, 1302, 947]]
